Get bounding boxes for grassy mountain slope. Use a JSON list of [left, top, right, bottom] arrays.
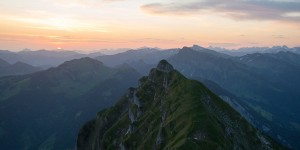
[[167, 47, 300, 149], [77, 60, 283, 150]]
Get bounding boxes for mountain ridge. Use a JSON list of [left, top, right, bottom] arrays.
[[167, 47, 300, 149], [0, 58, 41, 77], [77, 60, 283, 150]]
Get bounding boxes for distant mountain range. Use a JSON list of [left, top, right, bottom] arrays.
[[77, 60, 283, 150], [0, 57, 141, 150], [0, 58, 42, 77], [209, 45, 300, 56], [0, 49, 104, 68], [1, 45, 299, 67], [95, 48, 179, 67]]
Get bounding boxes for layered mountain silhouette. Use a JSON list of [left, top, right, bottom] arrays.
[[210, 45, 300, 56], [0, 57, 140, 150], [77, 60, 283, 150], [0, 58, 41, 77], [95, 48, 179, 67], [0, 49, 104, 68]]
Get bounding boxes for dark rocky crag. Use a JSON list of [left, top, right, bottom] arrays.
[[77, 60, 283, 150]]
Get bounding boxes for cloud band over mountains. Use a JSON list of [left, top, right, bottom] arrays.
[[141, 0, 300, 23]]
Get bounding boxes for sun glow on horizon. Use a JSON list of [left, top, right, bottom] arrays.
[[0, 0, 299, 51], [12, 17, 95, 31]]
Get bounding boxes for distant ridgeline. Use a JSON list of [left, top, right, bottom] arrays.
[[77, 60, 283, 150], [0, 57, 140, 150]]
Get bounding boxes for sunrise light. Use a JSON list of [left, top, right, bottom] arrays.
[[0, 0, 299, 52]]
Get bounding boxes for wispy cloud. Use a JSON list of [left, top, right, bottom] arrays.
[[209, 42, 239, 47], [0, 33, 61, 41], [131, 37, 176, 43], [11, 17, 94, 31], [141, 0, 300, 23], [102, 0, 127, 2], [0, 33, 119, 44], [6, 15, 109, 32], [272, 35, 285, 39]]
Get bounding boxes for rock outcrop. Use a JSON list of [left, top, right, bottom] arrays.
[[156, 59, 174, 73]]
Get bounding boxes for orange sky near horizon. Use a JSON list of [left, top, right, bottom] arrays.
[[0, 0, 300, 52]]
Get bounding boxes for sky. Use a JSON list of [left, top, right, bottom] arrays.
[[0, 0, 300, 52]]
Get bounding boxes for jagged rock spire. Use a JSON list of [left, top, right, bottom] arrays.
[[156, 60, 174, 73]]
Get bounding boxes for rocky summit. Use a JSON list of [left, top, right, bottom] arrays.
[[76, 60, 283, 150], [156, 59, 174, 73]]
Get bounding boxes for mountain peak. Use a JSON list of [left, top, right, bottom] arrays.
[[182, 46, 192, 50], [21, 48, 31, 52], [59, 57, 103, 68], [77, 59, 283, 150], [0, 58, 10, 67], [54, 57, 108, 75], [179, 47, 195, 54], [192, 44, 206, 50], [156, 59, 174, 73]]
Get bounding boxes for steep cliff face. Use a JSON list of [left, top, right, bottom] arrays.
[[77, 60, 283, 150]]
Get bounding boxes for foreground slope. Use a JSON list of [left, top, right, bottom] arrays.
[[77, 60, 282, 150]]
